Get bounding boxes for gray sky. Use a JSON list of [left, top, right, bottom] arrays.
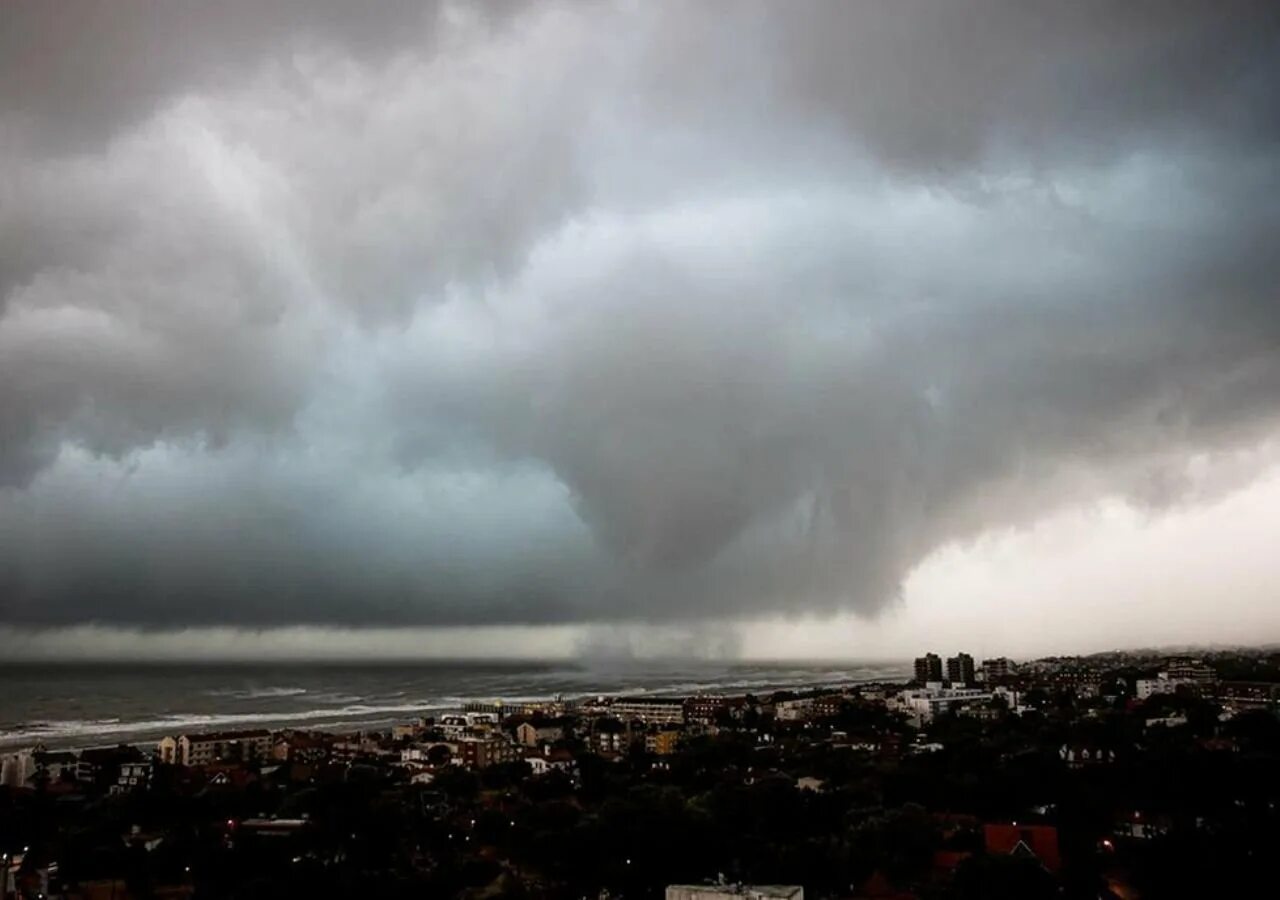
[[2, 1, 1279, 659]]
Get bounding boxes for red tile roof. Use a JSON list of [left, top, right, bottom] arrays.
[[983, 823, 1061, 872]]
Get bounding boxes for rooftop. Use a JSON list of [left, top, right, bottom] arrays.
[[180, 729, 272, 743], [666, 886, 803, 899]]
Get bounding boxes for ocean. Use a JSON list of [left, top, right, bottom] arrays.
[[0, 659, 908, 751]]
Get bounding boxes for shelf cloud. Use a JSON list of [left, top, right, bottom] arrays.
[[2, 1, 1279, 635]]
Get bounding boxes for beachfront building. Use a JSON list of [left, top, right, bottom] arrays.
[[158, 729, 272, 767], [610, 697, 686, 726], [0, 746, 78, 787]]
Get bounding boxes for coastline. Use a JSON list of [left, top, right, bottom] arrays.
[[1, 670, 905, 753]]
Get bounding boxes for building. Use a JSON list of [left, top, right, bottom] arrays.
[[437, 714, 470, 738], [456, 735, 519, 770], [610, 697, 686, 726], [465, 697, 576, 718], [983, 824, 1061, 872], [684, 695, 746, 725], [1165, 657, 1215, 683], [1051, 667, 1102, 697], [0, 747, 79, 788], [0, 754, 36, 788], [113, 760, 153, 794], [158, 729, 272, 767], [272, 732, 331, 765], [435, 711, 500, 739], [75, 745, 145, 788], [589, 718, 630, 755], [811, 694, 845, 719], [981, 657, 1011, 683], [774, 697, 815, 722], [774, 693, 844, 722], [1135, 677, 1193, 700], [1215, 680, 1280, 711], [516, 721, 564, 747], [895, 686, 993, 725], [914, 653, 943, 683], [645, 729, 681, 756], [666, 886, 802, 900], [947, 653, 976, 686], [1059, 745, 1116, 768]]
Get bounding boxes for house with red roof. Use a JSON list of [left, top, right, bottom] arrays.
[[983, 823, 1061, 873]]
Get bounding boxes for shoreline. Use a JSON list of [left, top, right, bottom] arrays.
[[1, 672, 903, 754]]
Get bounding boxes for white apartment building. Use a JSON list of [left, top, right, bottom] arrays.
[[1136, 677, 1194, 700], [157, 729, 272, 766], [895, 686, 994, 725], [610, 697, 686, 726]]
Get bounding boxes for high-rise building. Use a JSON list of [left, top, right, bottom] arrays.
[[982, 657, 1011, 683], [914, 653, 943, 683], [947, 653, 976, 686]]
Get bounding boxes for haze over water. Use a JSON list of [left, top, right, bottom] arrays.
[[0, 660, 909, 751]]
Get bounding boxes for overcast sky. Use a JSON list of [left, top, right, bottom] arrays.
[[2, 1, 1279, 660]]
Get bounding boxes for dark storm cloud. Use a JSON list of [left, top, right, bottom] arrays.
[[1, 1, 1279, 628], [0, 0, 534, 151]]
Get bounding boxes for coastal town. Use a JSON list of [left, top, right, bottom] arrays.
[[4, 648, 1280, 898]]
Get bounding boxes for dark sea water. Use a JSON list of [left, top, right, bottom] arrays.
[[0, 659, 908, 751]]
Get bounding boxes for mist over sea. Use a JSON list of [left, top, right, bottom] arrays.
[[0, 660, 909, 751]]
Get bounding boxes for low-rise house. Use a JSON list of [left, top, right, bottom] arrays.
[[401, 741, 458, 766], [203, 764, 258, 791], [524, 747, 576, 776], [983, 823, 1061, 873], [39, 749, 80, 784], [113, 760, 153, 794], [76, 745, 143, 786], [1059, 745, 1116, 768], [438, 714, 470, 738]]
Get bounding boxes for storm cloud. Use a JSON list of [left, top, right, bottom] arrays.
[[2, 1, 1279, 631]]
